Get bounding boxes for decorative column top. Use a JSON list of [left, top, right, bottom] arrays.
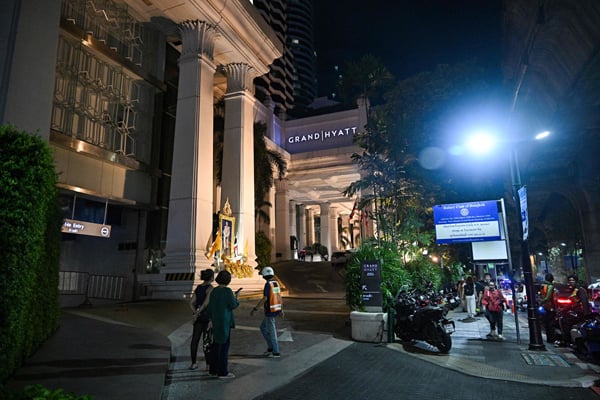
[[179, 20, 218, 61], [221, 63, 257, 94], [275, 178, 289, 192]]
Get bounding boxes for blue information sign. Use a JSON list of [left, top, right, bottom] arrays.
[[433, 200, 501, 244]]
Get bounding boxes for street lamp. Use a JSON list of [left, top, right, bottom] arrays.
[[468, 131, 549, 351]]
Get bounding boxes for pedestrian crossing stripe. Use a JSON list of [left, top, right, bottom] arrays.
[[521, 352, 571, 367], [165, 273, 194, 281]]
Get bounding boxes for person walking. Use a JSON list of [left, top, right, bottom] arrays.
[[188, 269, 215, 371], [463, 276, 477, 320], [207, 270, 240, 379], [476, 273, 491, 317], [539, 273, 557, 344], [457, 279, 466, 312], [482, 281, 507, 340], [251, 266, 283, 357]]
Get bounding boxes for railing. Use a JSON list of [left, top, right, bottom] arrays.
[[59, 271, 125, 304]]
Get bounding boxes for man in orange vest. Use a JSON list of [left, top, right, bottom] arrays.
[[251, 266, 283, 357], [539, 273, 557, 343]]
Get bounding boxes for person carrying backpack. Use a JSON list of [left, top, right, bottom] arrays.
[[251, 266, 284, 357], [188, 269, 215, 370]]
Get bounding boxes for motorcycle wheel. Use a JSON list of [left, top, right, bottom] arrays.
[[426, 325, 452, 354], [436, 331, 452, 354]]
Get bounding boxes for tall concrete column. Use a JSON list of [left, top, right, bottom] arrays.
[[2, 0, 60, 138], [319, 203, 332, 254], [163, 20, 217, 273], [267, 184, 276, 260], [298, 204, 306, 251], [307, 207, 315, 246], [329, 206, 339, 252], [220, 63, 257, 266], [289, 200, 297, 258], [275, 179, 291, 260]]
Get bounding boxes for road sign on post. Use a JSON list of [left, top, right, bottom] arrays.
[[433, 200, 501, 244], [518, 186, 529, 240]]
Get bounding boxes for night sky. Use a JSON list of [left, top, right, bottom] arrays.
[[313, 0, 503, 97]]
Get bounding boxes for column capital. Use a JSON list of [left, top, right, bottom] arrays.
[[275, 178, 289, 192], [221, 63, 257, 94], [179, 20, 218, 61]]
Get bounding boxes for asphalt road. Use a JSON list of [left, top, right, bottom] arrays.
[[255, 342, 599, 400], [267, 260, 600, 400]]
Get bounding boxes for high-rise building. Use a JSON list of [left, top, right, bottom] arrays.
[[252, 0, 317, 116], [286, 0, 317, 111], [252, 0, 295, 116]]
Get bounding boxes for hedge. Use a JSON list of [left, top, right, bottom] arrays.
[[0, 125, 62, 386]]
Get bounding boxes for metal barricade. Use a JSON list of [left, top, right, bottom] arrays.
[[59, 271, 125, 305]]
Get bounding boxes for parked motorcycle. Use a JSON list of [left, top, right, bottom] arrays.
[[393, 288, 455, 353], [571, 313, 600, 359]]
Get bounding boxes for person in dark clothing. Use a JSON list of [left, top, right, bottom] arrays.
[[557, 275, 590, 347], [188, 269, 215, 370], [207, 270, 239, 379], [539, 273, 557, 343]]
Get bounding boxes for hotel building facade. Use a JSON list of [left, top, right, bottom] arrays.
[[1, 0, 366, 304]]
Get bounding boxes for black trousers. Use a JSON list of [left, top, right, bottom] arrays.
[[190, 319, 210, 365], [542, 309, 557, 343]]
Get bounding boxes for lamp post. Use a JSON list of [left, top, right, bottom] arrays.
[[509, 147, 546, 351], [467, 131, 549, 351]]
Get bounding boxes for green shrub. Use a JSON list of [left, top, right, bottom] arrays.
[[255, 230, 272, 268], [345, 238, 411, 311], [4, 384, 93, 400], [0, 125, 61, 384], [404, 257, 443, 292]]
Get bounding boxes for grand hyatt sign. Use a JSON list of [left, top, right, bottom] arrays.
[[285, 125, 358, 153]]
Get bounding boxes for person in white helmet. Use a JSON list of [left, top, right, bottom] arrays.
[[250, 266, 283, 357]]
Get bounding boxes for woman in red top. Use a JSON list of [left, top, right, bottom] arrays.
[[482, 281, 507, 340]]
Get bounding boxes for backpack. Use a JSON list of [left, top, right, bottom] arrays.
[[194, 284, 211, 322], [265, 281, 283, 314], [464, 283, 474, 296]]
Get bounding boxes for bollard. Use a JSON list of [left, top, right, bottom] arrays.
[[387, 307, 395, 343]]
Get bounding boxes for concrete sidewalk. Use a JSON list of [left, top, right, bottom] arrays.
[[6, 300, 600, 400], [390, 308, 600, 388]]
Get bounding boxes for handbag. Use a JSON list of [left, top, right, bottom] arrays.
[[203, 327, 214, 354]]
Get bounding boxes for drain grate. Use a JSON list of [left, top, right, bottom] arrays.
[[521, 352, 571, 367]]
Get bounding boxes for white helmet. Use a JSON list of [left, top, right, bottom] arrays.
[[261, 266, 274, 276]]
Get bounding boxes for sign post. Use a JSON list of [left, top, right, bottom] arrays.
[[360, 260, 382, 312]]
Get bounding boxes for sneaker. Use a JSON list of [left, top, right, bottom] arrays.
[[263, 350, 273, 356], [268, 353, 281, 358], [497, 334, 504, 340], [218, 373, 236, 379], [189, 363, 198, 370], [486, 333, 494, 338]]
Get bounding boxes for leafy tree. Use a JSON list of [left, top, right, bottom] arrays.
[[253, 122, 286, 224], [345, 58, 501, 257], [255, 230, 272, 269], [336, 54, 395, 107]]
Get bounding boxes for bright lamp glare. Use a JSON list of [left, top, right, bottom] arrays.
[[466, 133, 496, 155], [535, 131, 550, 140]]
